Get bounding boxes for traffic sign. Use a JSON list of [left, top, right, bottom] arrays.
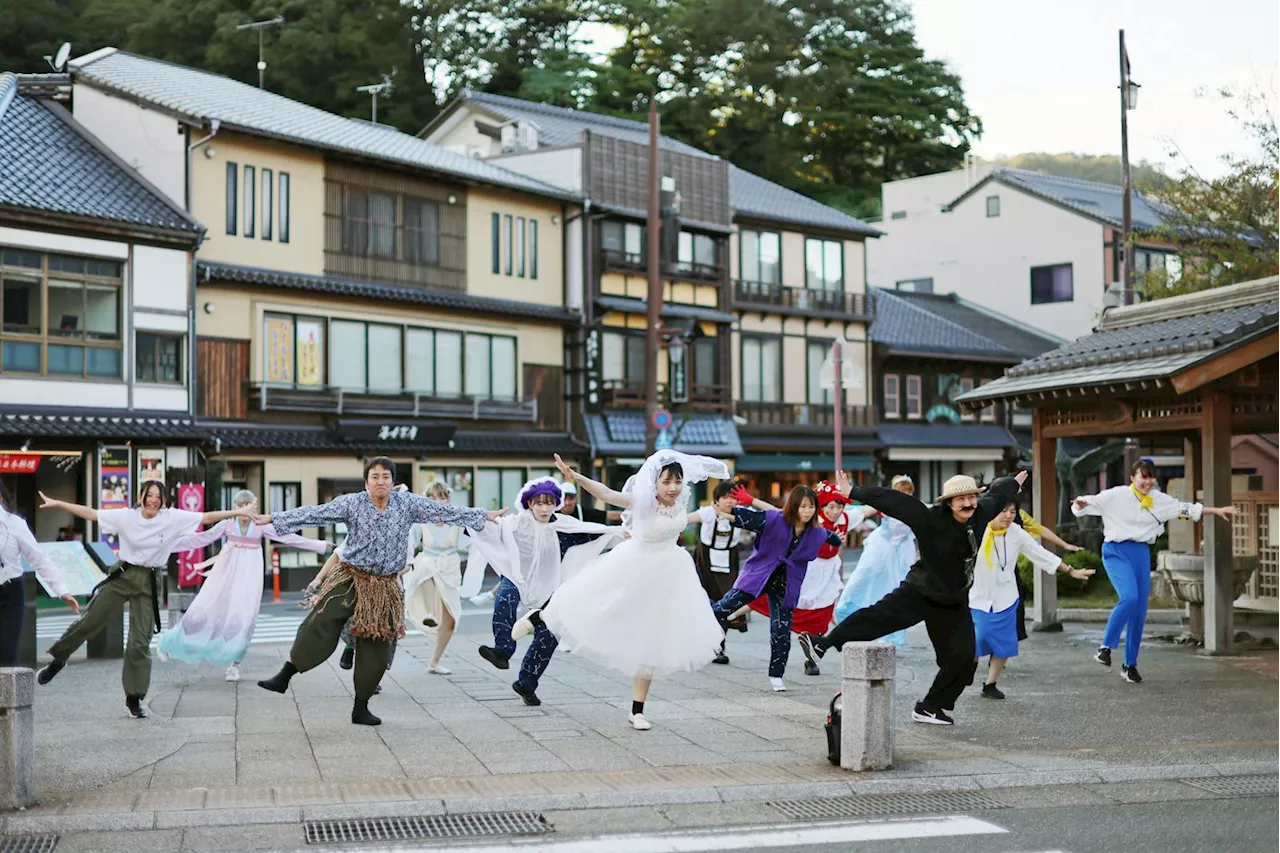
[[655, 429, 674, 450], [652, 409, 673, 430]]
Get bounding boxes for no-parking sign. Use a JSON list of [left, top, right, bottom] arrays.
[[652, 409, 673, 430]]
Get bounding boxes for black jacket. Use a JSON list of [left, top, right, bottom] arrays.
[[850, 477, 1021, 606]]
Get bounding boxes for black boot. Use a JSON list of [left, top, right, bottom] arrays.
[[478, 646, 511, 670], [36, 659, 65, 685], [804, 660, 821, 676], [125, 694, 150, 718], [512, 681, 541, 706], [339, 646, 355, 670], [258, 662, 297, 693], [351, 698, 382, 726], [981, 682, 1005, 700]]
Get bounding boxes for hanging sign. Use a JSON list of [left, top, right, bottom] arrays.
[[176, 483, 206, 587], [0, 453, 42, 474]]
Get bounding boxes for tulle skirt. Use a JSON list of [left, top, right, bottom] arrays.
[[404, 552, 462, 634], [542, 537, 724, 677], [796, 554, 844, 610], [834, 530, 915, 647], [158, 546, 263, 665]]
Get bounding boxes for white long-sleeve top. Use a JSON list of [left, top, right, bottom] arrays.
[[968, 523, 1061, 614], [0, 510, 69, 598], [1071, 486, 1203, 544]]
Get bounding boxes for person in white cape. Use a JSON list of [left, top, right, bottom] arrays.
[[513, 451, 728, 731], [468, 477, 624, 706]]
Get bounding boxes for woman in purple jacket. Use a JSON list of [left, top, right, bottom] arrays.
[[710, 484, 842, 692]]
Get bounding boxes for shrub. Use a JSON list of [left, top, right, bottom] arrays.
[[1016, 549, 1105, 597]]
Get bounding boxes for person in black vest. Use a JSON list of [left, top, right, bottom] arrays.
[[797, 469, 1026, 726]]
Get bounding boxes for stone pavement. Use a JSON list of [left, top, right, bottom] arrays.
[[5, 616, 1276, 836]]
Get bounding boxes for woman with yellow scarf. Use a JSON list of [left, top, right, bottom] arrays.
[[970, 501, 1094, 699], [1073, 458, 1235, 683]]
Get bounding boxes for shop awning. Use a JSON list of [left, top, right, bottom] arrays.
[[735, 453, 874, 472]]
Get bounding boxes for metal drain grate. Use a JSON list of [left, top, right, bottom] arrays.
[[0, 836, 58, 853], [1182, 775, 1278, 798], [304, 811, 552, 844], [769, 791, 1008, 821]]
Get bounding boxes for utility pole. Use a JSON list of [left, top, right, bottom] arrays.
[[831, 339, 844, 475], [644, 96, 662, 456], [236, 16, 284, 90], [1119, 29, 1136, 305]]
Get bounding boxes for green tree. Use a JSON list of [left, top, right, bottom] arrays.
[[0, 0, 151, 73], [990, 152, 1167, 188]]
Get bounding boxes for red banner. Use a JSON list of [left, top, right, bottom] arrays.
[[0, 454, 42, 474], [176, 483, 206, 587]]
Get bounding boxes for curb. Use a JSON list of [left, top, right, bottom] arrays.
[[1060, 609, 1184, 625], [4, 760, 1274, 835]]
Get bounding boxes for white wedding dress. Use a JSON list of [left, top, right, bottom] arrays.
[[542, 499, 725, 677]]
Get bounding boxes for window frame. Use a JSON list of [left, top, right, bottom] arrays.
[[225, 162, 238, 236], [243, 165, 256, 239], [739, 228, 782, 286], [529, 219, 538, 279], [135, 331, 185, 385], [504, 215, 514, 275], [805, 338, 834, 405], [882, 373, 900, 420], [278, 172, 291, 243], [490, 213, 501, 274], [804, 236, 844, 292], [978, 379, 997, 423], [739, 334, 782, 403], [957, 376, 976, 422], [985, 195, 1000, 218], [1030, 263, 1074, 305], [895, 278, 934, 293], [261, 168, 273, 241], [516, 216, 526, 278], [268, 481, 302, 514], [904, 374, 923, 419]]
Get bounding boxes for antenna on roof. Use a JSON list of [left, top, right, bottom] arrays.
[[43, 42, 71, 72], [356, 81, 391, 124], [235, 16, 284, 89]]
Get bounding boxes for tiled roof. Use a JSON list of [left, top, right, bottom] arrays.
[[0, 73, 201, 238], [945, 167, 1170, 230], [198, 260, 578, 322], [451, 430, 581, 455], [877, 423, 1018, 449], [68, 50, 577, 201], [595, 295, 736, 325], [204, 423, 452, 453], [0, 411, 206, 440], [453, 92, 880, 237], [583, 411, 743, 457], [870, 288, 1062, 361], [958, 276, 1279, 403]]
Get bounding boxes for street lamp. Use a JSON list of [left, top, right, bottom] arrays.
[[1124, 79, 1141, 111]]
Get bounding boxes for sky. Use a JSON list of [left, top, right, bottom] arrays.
[[907, 0, 1279, 177]]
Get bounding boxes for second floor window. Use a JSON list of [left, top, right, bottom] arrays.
[[262, 168, 274, 241], [741, 336, 781, 402], [243, 165, 256, 239], [883, 373, 900, 419], [678, 231, 718, 277], [905, 374, 922, 419], [404, 198, 440, 265], [342, 189, 396, 258], [278, 172, 291, 243], [225, 162, 238, 235], [806, 340, 833, 405], [957, 376, 975, 422], [1031, 263, 1073, 304], [136, 332, 183, 384], [805, 237, 843, 291], [601, 220, 644, 264], [739, 229, 780, 286], [986, 195, 1000, 217], [601, 330, 646, 384], [1, 249, 122, 379]]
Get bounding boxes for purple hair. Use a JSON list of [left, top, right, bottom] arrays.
[[520, 479, 563, 508]]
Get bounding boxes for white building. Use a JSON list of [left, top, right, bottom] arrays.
[[867, 166, 1178, 342]]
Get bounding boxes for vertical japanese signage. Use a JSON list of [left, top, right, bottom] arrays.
[[296, 318, 323, 387], [98, 446, 130, 552], [265, 315, 295, 384], [176, 483, 206, 587]]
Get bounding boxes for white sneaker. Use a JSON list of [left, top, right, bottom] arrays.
[[224, 663, 240, 682], [769, 677, 787, 692], [628, 712, 652, 731], [470, 591, 496, 606], [511, 610, 539, 641], [428, 664, 452, 675], [155, 648, 170, 664]]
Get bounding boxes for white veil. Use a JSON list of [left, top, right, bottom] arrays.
[[620, 449, 730, 532]]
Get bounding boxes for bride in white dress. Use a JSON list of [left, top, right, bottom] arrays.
[[514, 450, 728, 730]]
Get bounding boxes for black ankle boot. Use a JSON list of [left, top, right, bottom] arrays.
[[125, 694, 150, 718], [258, 662, 297, 694], [478, 646, 511, 670], [352, 698, 382, 726], [37, 659, 65, 685], [339, 646, 355, 670]]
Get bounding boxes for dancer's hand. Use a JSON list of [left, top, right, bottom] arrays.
[[485, 508, 508, 523], [60, 594, 80, 614], [729, 484, 753, 507], [1014, 470, 1029, 488], [253, 513, 273, 525], [1072, 496, 1091, 510], [37, 491, 60, 510], [834, 470, 853, 497], [1063, 542, 1084, 553], [553, 453, 578, 481], [1065, 566, 1095, 580]]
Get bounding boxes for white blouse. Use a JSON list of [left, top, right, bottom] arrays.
[[697, 505, 741, 569], [968, 523, 1061, 614], [1072, 486, 1203, 544], [0, 510, 69, 598]]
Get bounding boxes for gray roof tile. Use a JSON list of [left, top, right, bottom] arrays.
[[584, 411, 743, 456], [870, 288, 1060, 361], [948, 167, 1169, 230], [877, 423, 1017, 448], [0, 410, 206, 440], [459, 91, 879, 237], [69, 51, 576, 201], [0, 73, 201, 236]]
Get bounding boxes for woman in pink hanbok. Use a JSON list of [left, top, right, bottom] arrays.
[[157, 489, 329, 680]]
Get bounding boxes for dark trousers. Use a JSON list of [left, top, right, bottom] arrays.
[[711, 566, 794, 678], [290, 579, 392, 700], [817, 581, 977, 711], [492, 578, 559, 691], [0, 578, 23, 667], [48, 563, 157, 697]]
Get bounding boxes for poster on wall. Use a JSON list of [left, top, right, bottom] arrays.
[[296, 318, 323, 387], [138, 449, 166, 485], [98, 446, 130, 552], [176, 483, 206, 587], [265, 315, 295, 384]]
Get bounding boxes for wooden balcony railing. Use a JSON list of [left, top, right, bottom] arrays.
[[248, 383, 538, 422], [732, 280, 873, 319], [735, 400, 878, 429], [598, 249, 726, 284], [599, 379, 731, 412]]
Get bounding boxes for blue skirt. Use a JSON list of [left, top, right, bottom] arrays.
[[972, 601, 1020, 659]]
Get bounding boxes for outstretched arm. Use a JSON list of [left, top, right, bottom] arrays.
[[38, 492, 97, 522], [403, 492, 495, 530], [554, 454, 631, 509], [837, 469, 931, 533], [201, 506, 254, 527], [1033, 520, 1082, 553], [258, 493, 358, 535], [972, 472, 1028, 530]]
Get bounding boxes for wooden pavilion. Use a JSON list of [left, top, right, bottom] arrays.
[[957, 276, 1278, 654]]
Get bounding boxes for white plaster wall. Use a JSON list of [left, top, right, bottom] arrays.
[[72, 86, 187, 207], [565, 216, 584, 311], [428, 109, 501, 157], [489, 147, 582, 195], [868, 182, 1105, 341], [132, 245, 190, 313], [132, 312, 188, 333], [879, 166, 995, 219], [133, 386, 189, 411], [0, 226, 127, 259], [0, 377, 126, 408], [843, 239, 867, 293]]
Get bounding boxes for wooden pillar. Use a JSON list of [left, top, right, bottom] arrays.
[[1183, 437, 1203, 554], [1200, 391, 1234, 655], [1031, 409, 1061, 631]]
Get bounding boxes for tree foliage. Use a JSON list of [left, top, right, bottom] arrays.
[[989, 152, 1167, 188]]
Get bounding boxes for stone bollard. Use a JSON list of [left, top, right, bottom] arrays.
[[168, 592, 197, 629], [0, 667, 36, 809], [840, 642, 895, 771]]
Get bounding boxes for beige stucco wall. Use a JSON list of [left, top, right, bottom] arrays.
[[196, 284, 563, 393], [466, 190, 564, 305], [191, 133, 326, 275]]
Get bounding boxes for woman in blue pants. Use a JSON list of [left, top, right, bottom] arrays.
[[1072, 459, 1235, 683]]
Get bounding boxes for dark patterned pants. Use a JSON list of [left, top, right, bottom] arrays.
[[493, 578, 559, 692], [711, 566, 794, 677]]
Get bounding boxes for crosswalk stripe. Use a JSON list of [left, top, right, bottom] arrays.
[[35, 612, 307, 648]]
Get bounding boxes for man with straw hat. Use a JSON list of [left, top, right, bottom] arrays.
[[797, 469, 1026, 726]]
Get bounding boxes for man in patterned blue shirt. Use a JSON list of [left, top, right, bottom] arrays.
[[254, 457, 504, 725]]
